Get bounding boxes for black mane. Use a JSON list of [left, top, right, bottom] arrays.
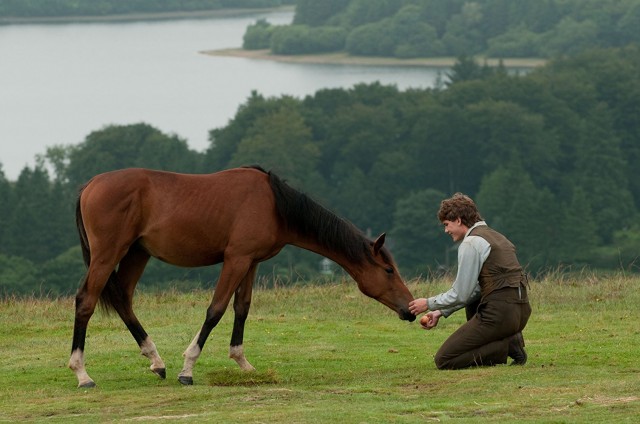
[[266, 170, 372, 264]]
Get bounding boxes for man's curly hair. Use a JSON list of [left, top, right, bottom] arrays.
[[437, 193, 483, 228]]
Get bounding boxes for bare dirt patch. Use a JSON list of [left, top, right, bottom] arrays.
[[202, 48, 546, 69]]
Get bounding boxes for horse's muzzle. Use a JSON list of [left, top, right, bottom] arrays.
[[400, 309, 416, 322]]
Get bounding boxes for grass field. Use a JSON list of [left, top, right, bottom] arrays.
[[1, 274, 638, 423]]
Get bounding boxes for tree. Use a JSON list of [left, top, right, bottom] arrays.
[[6, 165, 61, 263], [463, 99, 559, 189], [270, 25, 310, 54], [346, 5, 445, 58], [478, 0, 512, 39], [518, 0, 562, 33], [270, 24, 347, 55], [404, 94, 486, 196], [41, 145, 72, 184], [243, 0, 640, 59], [293, 0, 350, 27], [538, 17, 599, 57], [480, 72, 579, 188], [37, 246, 86, 296], [441, 2, 485, 56], [417, 0, 464, 37], [617, 2, 640, 45], [330, 103, 397, 175], [486, 24, 541, 58], [0, 169, 12, 257], [341, 0, 403, 28], [243, 19, 274, 50], [136, 132, 202, 173], [345, 20, 396, 56], [66, 123, 202, 189], [228, 104, 321, 189], [300, 87, 355, 179], [391, 188, 449, 277], [604, 224, 640, 270], [476, 165, 557, 270], [556, 187, 599, 265], [445, 56, 493, 85], [206, 91, 274, 170], [327, 166, 373, 231], [390, 5, 444, 58], [578, 47, 640, 209], [569, 105, 635, 244], [0, 254, 38, 296], [316, 84, 402, 182]]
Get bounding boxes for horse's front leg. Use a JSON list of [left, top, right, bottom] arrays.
[[229, 264, 257, 371], [178, 257, 252, 385]]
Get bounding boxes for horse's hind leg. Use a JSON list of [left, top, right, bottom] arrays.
[[229, 264, 257, 371], [69, 264, 116, 388], [112, 247, 166, 379]]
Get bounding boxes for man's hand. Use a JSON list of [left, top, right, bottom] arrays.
[[409, 298, 428, 315], [421, 310, 442, 330]]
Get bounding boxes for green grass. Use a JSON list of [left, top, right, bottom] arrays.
[[1, 275, 639, 423]]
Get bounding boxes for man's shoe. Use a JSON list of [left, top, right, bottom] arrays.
[[508, 332, 527, 366]]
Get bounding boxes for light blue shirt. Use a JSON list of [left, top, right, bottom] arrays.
[[427, 221, 490, 317]]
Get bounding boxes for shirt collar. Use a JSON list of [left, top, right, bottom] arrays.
[[465, 221, 487, 238]]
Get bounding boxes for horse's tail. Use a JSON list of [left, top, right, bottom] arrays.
[[76, 184, 121, 313], [76, 188, 91, 268]]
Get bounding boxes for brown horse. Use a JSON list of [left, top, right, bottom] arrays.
[[69, 166, 415, 388]]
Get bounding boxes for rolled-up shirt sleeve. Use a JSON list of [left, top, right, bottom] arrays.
[[427, 235, 489, 317]]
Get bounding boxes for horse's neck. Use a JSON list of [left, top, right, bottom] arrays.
[[290, 238, 359, 280]]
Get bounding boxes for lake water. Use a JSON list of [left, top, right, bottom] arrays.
[[0, 9, 441, 180]]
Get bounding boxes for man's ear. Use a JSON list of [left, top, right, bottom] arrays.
[[373, 233, 386, 255]]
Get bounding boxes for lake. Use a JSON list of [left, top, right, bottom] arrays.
[[0, 9, 441, 180]]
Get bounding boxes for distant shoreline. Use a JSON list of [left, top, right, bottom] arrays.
[[0, 6, 294, 25], [202, 48, 547, 69], [1, 7, 545, 70]]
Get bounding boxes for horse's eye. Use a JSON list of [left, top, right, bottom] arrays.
[[385, 267, 394, 274]]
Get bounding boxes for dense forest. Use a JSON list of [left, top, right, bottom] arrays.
[[2, 0, 640, 295], [2, 44, 640, 296], [0, 0, 294, 19], [243, 0, 640, 58]]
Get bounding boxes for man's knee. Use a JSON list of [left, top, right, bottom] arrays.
[[434, 352, 453, 370]]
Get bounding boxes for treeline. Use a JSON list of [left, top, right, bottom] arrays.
[[2, 46, 640, 296], [243, 0, 640, 58], [0, 0, 294, 18]]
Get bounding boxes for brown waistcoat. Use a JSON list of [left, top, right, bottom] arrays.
[[469, 225, 525, 297]]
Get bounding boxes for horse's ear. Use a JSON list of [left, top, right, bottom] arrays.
[[373, 233, 386, 255]]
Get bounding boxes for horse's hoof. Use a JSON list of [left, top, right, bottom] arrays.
[[78, 380, 96, 389], [152, 368, 166, 379], [178, 376, 193, 386]]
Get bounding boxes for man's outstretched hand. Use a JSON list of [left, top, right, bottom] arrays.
[[409, 298, 428, 315]]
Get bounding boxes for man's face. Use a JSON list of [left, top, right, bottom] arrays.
[[442, 218, 468, 242]]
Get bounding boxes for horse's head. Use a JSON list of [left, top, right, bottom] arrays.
[[354, 233, 415, 322]]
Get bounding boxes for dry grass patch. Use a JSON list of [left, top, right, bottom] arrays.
[[206, 368, 280, 386]]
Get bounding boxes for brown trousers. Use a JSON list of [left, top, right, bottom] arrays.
[[434, 285, 531, 369]]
